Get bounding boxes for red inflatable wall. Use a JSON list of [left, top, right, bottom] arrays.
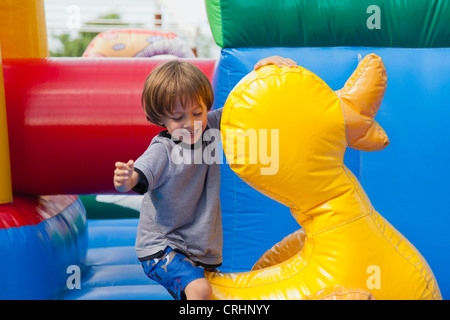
[[3, 58, 216, 195]]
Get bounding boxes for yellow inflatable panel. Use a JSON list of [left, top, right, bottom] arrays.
[[0, 0, 48, 203], [0, 47, 12, 204], [206, 54, 441, 300], [0, 0, 48, 59]]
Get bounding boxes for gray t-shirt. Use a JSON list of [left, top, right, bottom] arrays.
[[133, 108, 223, 267]]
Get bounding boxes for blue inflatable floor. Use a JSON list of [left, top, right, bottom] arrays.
[[61, 219, 172, 300]]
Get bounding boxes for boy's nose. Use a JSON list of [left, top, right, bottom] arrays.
[[183, 118, 194, 129], [183, 114, 196, 128]]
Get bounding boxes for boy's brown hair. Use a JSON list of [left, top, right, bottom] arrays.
[[141, 60, 214, 127]]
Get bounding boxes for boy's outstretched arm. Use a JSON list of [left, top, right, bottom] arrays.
[[114, 159, 139, 193], [254, 56, 298, 70]]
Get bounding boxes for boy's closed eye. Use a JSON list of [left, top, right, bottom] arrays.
[[171, 111, 204, 121]]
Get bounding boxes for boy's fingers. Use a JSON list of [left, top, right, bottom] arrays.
[[116, 177, 128, 183], [114, 174, 129, 181], [115, 161, 134, 172], [115, 161, 125, 168], [254, 57, 298, 70], [286, 59, 298, 67], [284, 59, 297, 67], [115, 168, 131, 176], [125, 160, 134, 169], [277, 58, 296, 67]]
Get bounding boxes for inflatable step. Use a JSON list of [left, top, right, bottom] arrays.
[[61, 219, 173, 300]]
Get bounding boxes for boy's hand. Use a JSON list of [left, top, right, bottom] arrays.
[[254, 56, 298, 70], [114, 160, 136, 192]]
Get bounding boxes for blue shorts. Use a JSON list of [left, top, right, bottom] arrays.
[[140, 247, 206, 300]]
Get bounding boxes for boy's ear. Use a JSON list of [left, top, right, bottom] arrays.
[[336, 53, 389, 151]]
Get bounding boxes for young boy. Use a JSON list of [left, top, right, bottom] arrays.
[[113, 56, 297, 300]]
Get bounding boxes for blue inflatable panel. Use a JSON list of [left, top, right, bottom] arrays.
[[81, 265, 149, 287], [60, 219, 172, 300], [85, 246, 138, 266], [213, 47, 450, 298], [63, 284, 171, 300], [87, 218, 139, 227], [86, 219, 138, 249], [87, 224, 137, 249], [356, 47, 450, 299], [0, 197, 87, 300]]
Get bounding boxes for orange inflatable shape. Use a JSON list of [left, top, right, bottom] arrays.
[[206, 54, 441, 300], [82, 29, 195, 58]]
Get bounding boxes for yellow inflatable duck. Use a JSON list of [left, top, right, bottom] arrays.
[[206, 54, 442, 300]]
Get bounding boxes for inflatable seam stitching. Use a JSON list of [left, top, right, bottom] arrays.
[[209, 237, 314, 291], [337, 54, 389, 151], [338, 95, 351, 150], [366, 210, 439, 300], [338, 54, 373, 99], [311, 213, 369, 238]]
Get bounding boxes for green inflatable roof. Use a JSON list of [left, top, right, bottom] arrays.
[[206, 0, 450, 48]]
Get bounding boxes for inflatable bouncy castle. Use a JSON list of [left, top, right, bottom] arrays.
[[82, 29, 196, 58], [0, 0, 449, 300]]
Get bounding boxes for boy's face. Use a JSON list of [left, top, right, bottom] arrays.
[[161, 97, 208, 145]]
